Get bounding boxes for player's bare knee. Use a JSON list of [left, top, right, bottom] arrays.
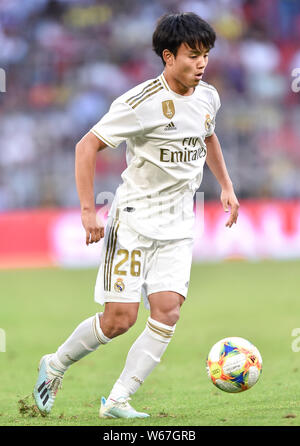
[[100, 312, 137, 338], [152, 307, 180, 327], [101, 320, 125, 338], [167, 307, 181, 326], [113, 308, 137, 330], [111, 324, 128, 337], [111, 316, 135, 337], [127, 312, 138, 328], [100, 302, 139, 338]]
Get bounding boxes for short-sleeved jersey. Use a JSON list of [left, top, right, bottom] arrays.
[[91, 72, 220, 240]]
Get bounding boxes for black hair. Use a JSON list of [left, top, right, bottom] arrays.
[[152, 12, 216, 65]]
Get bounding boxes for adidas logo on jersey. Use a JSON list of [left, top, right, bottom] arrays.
[[164, 121, 177, 131]]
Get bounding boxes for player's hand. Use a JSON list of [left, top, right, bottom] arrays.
[[81, 209, 104, 245], [220, 188, 239, 228]]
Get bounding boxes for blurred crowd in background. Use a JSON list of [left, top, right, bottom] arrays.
[[0, 0, 300, 211]]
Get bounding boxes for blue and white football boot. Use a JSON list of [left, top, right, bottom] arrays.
[[33, 354, 64, 413], [99, 396, 150, 419]]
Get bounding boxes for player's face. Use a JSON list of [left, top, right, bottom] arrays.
[[164, 42, 209, 94]]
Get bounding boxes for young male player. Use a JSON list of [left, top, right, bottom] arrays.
[[33, 12, 239, 418]]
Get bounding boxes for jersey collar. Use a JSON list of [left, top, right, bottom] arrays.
[[159, 72, 196, 100]]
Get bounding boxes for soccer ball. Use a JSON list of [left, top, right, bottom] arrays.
[[206, 337, 262, 393]]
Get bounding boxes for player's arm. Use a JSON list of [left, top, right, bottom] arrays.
[[75, 132, 107, 245], [205, 132, 239, 227]]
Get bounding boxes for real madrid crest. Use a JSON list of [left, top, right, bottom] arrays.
[[205, 114, 213, 133], [114, 278, 125, 293], [162, 100, 175, 119]]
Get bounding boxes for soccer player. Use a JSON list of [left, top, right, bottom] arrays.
[[33, 12, 239, 418]]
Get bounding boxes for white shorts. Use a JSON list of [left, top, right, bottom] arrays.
[[94, 217, 193, 309]]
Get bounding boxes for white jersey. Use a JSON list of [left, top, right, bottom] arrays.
[[91, 72, 220, 240]]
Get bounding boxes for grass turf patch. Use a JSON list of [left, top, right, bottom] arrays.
[[1, 261, 300, 426]]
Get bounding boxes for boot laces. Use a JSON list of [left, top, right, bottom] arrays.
[[45, 376, 63, 396], [115, 397, 132, 409]]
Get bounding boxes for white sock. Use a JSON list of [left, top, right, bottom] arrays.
[[108, 317, 175, 401], [50, 313, 111, 372]]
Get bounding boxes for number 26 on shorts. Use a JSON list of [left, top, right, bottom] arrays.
[[114, 249, 142, 277]]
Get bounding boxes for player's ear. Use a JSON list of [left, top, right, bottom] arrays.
[[162, 49, 175, 66]]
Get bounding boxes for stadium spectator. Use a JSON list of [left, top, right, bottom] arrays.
[[0, 0, 299, 210]]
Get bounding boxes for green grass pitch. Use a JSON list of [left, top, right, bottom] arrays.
[[1, 260, 300, 426]]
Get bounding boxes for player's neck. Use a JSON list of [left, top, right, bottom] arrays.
[[163, 71, 195, 96]]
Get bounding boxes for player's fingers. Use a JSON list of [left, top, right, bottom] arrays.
[[91, 227, 103, 243], [94, 227, 102, 242], [222, 199, 229, 212], [233, 210, 239, 223], [86, 227, 97, 244], [232, 202, 240, 221], [86, 229, 91, 245], [89, 228, 97, 244], [86, 226, 103, 245], [225, 216, 232, 227], [226, 204, 239, 227]]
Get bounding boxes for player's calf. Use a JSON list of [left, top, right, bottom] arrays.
[[33, 313, 112, 413]]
